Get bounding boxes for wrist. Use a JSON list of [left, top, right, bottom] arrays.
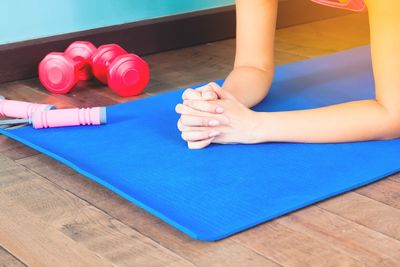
[[251, 111, 275, 143]]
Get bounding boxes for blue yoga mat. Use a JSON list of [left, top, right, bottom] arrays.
[[1, 46, 399, 241]]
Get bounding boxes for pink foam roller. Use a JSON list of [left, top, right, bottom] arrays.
[[0, 96, 55, 118], [31, 107, 106, 129]]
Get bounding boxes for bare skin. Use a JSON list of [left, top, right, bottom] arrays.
[[176, 0, 400, 149]]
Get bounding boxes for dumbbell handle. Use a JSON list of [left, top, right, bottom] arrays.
[[31, 107, 107, 129], [0, 96, 55, 118]]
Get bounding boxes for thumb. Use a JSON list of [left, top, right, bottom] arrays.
[[209, 82, 235, 100], [196, 83, 218, 100]]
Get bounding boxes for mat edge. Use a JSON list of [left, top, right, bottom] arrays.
[[3, 125, 399, 241], [0, 129, 201, 240]]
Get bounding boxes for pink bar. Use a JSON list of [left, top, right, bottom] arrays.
[[32, 107, 106, 129], [0, 97, 54, 119]]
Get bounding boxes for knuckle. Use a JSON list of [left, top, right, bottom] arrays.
[[188, 142, 202, 150], [195, 101, 206, 110], [180, 115, 190, 125], [181, 132, 188, 140], [196, 84, 207, 90], [205, 103, 214, 111], [184, 100, 193, 107], [216, 114, 229, 125], [182, 88, 194, 99], [201, 102, 211, 111], [177, 119, 184, 131], [181, 104, 190, 114], [183, 88, 193, 94], [175, 104, 183, 113], [209, 82, 219, 89], [188, 142, 197, 149]]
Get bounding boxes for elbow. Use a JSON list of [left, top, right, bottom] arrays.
[[371, 100, 400, 140], [377, 116, 400, 141]]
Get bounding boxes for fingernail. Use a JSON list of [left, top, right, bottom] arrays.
[[208, 120, 219, 126], [215, 107, 224, 113], [209, 131, 220, 138]]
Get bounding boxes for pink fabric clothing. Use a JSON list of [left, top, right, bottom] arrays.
[[311, 0, 367, 12]]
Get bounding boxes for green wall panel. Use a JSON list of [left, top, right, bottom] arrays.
[[0, 0, 234, 44]]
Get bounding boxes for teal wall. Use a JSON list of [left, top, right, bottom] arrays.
[[0, 0, 234, 45]]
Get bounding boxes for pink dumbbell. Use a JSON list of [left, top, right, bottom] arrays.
[[0, 95, 55, 118], [39, 41, 97, 94], [91, 44, 150, 97], [30, 107, 106, 129]]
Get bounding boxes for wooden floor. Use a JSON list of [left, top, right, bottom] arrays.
[[1, 13, 400, 267]]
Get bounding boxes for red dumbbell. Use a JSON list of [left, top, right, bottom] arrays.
[[39, 41, 97, 94], [91, 44, 150, 97]]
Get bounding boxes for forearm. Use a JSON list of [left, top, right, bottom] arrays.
[[235, 0, 277, 70], [252, 0, 400, 144], [227, 0, 276, 107], [223, 66, 273, 107], [255, 100, 400, 143]]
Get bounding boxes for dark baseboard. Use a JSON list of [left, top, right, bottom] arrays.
[[0, 0, 350, 84]]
